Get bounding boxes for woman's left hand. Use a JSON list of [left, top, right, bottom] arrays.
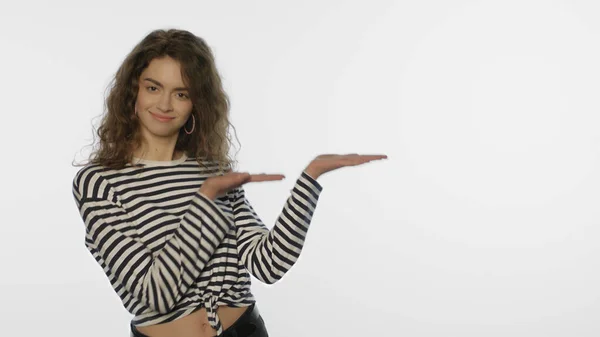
[[304, 153, 388, 179]]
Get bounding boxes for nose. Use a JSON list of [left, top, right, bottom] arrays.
[[156, 92, 173, 112]]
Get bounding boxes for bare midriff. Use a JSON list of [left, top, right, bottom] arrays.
[[135, 305, 249, 337]]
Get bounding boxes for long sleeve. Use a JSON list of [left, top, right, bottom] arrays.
[[230, 171, 323, 284], [72, 169, 233, 314]]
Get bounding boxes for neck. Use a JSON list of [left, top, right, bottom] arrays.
[[133, 128, 184, 161], [133, 146, 184, 162]]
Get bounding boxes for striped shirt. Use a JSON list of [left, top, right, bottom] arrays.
[[71, 153, 323, 335]]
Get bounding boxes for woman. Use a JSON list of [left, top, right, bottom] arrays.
[[72, 28, 387, 337]]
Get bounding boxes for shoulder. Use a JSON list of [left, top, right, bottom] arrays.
[[72, 163, 111, 199]]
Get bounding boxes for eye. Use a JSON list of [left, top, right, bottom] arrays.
[[147, 86, 158, 92], [178, 93, 190, 99]]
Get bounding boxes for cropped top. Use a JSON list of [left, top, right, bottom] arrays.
[[71, 153, 323, 335]]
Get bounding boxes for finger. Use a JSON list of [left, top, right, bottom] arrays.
[[362, 155, 387, 162], [364, 154, 387, 160], [255, 174, 285, 180], [253, 173, 285, 177], [316, 154, 338, 159], [338, 157, 381, 166], [248, 174, 286, 182], [348, 154, 387, 159]]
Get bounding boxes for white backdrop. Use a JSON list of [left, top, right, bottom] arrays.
[[1, 0, 599, 336]]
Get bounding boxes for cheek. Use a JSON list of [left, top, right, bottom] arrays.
[[136, 92, 153, 109], [176, 101, 194, 112]]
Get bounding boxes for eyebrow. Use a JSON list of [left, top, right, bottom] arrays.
[[143, 78, 189, 91]]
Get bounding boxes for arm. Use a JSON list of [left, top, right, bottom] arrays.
[[229, 171, 323, 284], [72, 169, 233, 314]]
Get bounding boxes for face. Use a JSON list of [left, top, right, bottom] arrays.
[[134, 56, 194, 139]]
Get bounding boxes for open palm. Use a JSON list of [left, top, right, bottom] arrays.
[[305, 153, 388, 178], [200, 171, 285, 200]]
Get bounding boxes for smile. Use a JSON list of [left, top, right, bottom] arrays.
[[150, 112, 175, 122]]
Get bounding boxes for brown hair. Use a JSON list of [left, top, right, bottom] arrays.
[[72, 28, 240, 171]]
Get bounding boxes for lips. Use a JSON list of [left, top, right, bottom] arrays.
[[150, 112, 175, 122]]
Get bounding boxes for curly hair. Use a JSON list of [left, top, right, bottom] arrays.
[[72, 28, 240, 172]]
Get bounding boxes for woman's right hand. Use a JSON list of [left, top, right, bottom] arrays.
[[198, 171, 286, 200]]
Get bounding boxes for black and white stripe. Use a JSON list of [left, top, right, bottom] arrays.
[[72, 158, 323, 335]]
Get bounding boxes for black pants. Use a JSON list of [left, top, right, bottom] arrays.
[[131, 303, 269, 337]]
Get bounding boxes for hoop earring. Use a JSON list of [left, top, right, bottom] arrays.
[[184, 114, 195, 134]]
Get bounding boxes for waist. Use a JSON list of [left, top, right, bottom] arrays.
[[134, 305, 251, 337]]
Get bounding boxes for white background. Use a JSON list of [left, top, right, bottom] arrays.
[[1, 0, 599, 336]]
